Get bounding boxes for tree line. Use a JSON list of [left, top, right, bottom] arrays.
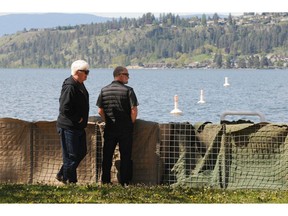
[[0, 12, 288, 68]]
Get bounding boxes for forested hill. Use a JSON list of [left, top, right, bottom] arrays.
[[0, 12, 288, 69]]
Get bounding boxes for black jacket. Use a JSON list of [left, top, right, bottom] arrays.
[[57, 76, 89, 130]]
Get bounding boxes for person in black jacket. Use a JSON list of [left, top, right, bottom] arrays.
[[56, 60, 90, 184], [96, 66, 139, 186]]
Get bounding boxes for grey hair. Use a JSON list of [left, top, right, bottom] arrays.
[[71, 60, 89, 75]]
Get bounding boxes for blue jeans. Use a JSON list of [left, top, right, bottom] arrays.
[[57, 128, 87, 183]]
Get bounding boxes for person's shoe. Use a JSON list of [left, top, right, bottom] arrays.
[[121, 182, 129, 188], [67, 182, 77, 185], [102, 181, 112, 185], [56, 174, 67, 184], [68, 180, 77, 185]]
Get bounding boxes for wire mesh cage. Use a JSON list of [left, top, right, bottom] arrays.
[[1, 118, 288, 189], [159, 121, 288, 189]]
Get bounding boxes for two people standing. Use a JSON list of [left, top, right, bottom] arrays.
[[57, 61, 138, 186]]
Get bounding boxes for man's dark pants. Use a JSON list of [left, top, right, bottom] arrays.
[[58, 128, 87, 183], [102, 129, 133, 185]]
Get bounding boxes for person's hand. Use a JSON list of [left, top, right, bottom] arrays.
[[79, 117, 83, 123]]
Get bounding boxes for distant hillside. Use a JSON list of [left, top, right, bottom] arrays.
[[0, 13, 112, 36], [1, 12, 288, 69]]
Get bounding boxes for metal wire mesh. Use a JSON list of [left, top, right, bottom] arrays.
[[159, 122, 288, 189], [1, 118, 288, 189]]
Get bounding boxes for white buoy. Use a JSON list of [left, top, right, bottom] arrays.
[[170, 95, 183, 115], [223, 77, 230, 87], [197, 89, 205, 104]]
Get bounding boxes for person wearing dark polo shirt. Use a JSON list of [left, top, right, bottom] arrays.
[[96, 66, 139, 186]]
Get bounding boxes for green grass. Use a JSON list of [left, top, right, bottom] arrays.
[[1, 184, 288, 203]]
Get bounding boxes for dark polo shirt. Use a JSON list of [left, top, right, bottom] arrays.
[[96, 80, 138, 132]]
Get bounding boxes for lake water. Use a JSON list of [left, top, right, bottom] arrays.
[[1, 68, 288, 124]]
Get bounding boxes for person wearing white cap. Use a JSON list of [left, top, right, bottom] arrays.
[[56, 60, 90, 184]]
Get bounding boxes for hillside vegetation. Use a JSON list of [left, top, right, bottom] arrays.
[[0, 12, 288, 69]]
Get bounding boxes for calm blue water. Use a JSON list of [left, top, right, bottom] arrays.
[[1, 68, 288, 124]]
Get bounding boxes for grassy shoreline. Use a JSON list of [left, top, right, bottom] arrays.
[[1, 183, 288, 203]]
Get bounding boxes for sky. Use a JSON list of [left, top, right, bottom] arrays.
[[0, 0, 286, 17]]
